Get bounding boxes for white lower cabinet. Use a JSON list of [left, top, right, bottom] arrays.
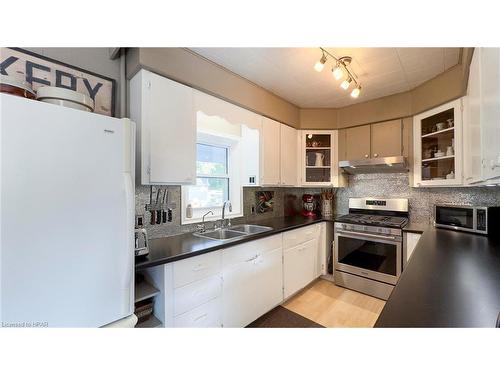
[[222, 248, 283, 327], [222, 235, 283, 328], [404, 232, 422, 266], [145, 223, 325, 327], [283, 239, 317, 299]]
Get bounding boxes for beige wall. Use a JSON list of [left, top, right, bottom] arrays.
[[299, 108, 338, 129], [126, 48, 301, 127], [336, 91, 412, 129]]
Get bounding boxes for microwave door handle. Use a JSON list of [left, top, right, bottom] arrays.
[[337, 229, 397, 241]]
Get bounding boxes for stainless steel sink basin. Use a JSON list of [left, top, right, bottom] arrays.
[[193, 224, 273, 242], [193, 229, 247, 241], [229, 224, 273, 234]]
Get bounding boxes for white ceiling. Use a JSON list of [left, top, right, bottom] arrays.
[[190, 47, 461, 108]]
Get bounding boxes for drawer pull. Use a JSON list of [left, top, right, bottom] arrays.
[[194, 313, 208, 322], [192, 287, 210, 298], [245, 255, 259, 262], [192, 264, 207, 272]]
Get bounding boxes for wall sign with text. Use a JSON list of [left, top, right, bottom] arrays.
[[0, 48, 116, 116]]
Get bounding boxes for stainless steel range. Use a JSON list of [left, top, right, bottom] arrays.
[[334, 198, 409, 300]]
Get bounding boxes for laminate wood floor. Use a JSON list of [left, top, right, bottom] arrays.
[[282, 278, 386, 328]]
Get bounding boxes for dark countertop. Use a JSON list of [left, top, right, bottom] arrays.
[[135, 216, 336, 271], [402, 221, 428, 234], [375, 228, 500, 327]]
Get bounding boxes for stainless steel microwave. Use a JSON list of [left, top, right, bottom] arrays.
[[434, 205, 500, 235]]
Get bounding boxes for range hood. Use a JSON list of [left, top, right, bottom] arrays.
[[339, 156, 408, 174]]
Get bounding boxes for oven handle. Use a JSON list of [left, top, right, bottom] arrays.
[[336, 229, 398, 241]]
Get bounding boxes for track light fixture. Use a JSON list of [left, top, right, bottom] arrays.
[[314, 47, 361, 99]]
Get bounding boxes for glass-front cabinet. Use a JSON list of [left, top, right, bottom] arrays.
[[413, 98, 463, 186], [299, 130, 345, 187]]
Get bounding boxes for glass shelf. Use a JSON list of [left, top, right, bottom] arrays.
[[421, 127, 454, 138], [422, 155, 454, 163]]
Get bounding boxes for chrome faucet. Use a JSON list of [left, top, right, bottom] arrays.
[[221, 200, 232, 228], [197, 211, 214, 233]]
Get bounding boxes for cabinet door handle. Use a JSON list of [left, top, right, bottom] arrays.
[[364, 154, 369, 158], [373, 153, 378, 157]]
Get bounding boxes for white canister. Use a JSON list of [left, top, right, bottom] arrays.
[[36, 86, 95, 112]]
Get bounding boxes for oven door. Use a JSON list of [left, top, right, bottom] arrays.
[[334, 229, 402, 285]]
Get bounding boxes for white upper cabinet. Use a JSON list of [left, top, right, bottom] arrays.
[[280, 124, 298, 186], [260, 117, 281, 186], [479, 48, 500, 181], [413, 98, 463, 187], [463, 48, 483, 184], [462, 48, 500, 184], [299, 130, 345, 187], [129, 69, 196, 185]]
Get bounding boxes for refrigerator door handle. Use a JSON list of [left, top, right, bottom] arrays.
[[124, 171, 135, 311]]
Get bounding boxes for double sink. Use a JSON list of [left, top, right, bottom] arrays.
[[193, 224, 273, 242]]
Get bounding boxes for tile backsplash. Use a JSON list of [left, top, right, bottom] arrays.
[[335, 173, 500, 224], [136, 173, 500, 239], [135, 185, 320, 239]]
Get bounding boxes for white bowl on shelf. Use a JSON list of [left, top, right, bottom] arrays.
[[434, 152, 445, 158]]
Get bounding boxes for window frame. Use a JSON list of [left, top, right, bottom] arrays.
[[181, 132, 243, 225]]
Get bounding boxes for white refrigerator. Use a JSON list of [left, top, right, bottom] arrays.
[[0, 93, 135, 327]]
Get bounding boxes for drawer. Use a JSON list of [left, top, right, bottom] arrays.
[[283, 224, 319, 249], [174, 274, 222, 316], [174, 297, 222, 328], [222, 234, 282, 268], [173, 250, 222, 288]]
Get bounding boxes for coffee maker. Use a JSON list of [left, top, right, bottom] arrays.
[[301, 194, 317, 218]]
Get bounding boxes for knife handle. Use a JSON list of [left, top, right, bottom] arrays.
[[162, 210, 167, 223], [156, 210, 162, 224], [150, 210, 156, 225]]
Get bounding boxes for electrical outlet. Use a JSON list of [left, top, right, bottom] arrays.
[[135, 215, 144, 228]]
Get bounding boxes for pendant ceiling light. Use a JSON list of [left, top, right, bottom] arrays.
[[313, 47, 362, 99]]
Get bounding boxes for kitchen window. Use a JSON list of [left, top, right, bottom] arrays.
[[181, 133, 243, 224], [187, 143, 230, 209]]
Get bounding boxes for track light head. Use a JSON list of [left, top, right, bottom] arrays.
[[340, 77, 352, 90], [332, 64, 344, 80], [314, 53, 327, 72], [351, 85, 361, 98]]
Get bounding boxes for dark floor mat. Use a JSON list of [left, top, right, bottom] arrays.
[[246, 306, 324, 328]]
